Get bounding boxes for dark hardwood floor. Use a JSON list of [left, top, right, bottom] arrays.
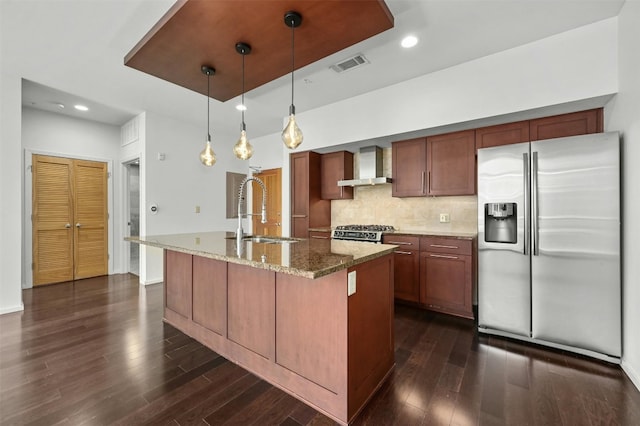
[[1, 274, 639, 425]]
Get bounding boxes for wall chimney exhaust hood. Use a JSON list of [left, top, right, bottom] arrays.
[[338, 146, 392, 187]]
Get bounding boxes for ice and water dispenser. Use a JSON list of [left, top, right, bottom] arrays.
[[484, 203, 517, 243]]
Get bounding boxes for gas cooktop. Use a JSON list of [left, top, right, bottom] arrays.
[[331, 225, 395, 242]]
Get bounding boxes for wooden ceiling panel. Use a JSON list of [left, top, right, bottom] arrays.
[[124, 0, 394, 102]]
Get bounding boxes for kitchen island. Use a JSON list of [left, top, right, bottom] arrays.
[[130, 232, 395, 425]]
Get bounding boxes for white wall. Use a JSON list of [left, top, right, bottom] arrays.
[[138, 111, 252, 284], [21, 107, 122, 287], [606, 0, 640, 391], [0, 72, 24, 314], [255, 17, 618, 237]]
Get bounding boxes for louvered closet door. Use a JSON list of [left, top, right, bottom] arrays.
[[73, 159, 108, 279], [32, 155, 74, 285]]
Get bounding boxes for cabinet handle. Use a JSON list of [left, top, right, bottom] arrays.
[[395, 250, 413, 255], [65, 223, 71, 229], [340, 187, 343, 198], [291, 215, 307, 218], [76, 223, 82, 228], [429, 254, 458, 260], [421, 171, 426, 194], [387, 241, 413, 245], [427, 171, 431, 193], [310, 235, 329, 239], [429, 244, 458, 249]]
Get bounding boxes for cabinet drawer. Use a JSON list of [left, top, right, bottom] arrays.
[[420, 237, 472, 256], [382, 235, 419, 250]]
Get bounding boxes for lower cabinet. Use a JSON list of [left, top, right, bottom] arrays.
[[383, 234, 475, 319], [420, 237, 474, 319], [382, 235, 420, 302]]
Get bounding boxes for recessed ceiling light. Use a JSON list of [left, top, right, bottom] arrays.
[[401, 35, 418, 48], [236, 104, 247, 111], [74, 104, 89, 111]]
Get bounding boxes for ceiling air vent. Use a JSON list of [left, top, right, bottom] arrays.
[[330, 54, 370, 73]]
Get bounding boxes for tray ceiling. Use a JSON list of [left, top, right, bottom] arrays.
[[124, 0, 394, 102]]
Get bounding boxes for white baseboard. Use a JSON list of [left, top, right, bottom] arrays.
[[0, 303, 24, 315], [622, 359, 640, 392], [142, 277, 163, 286]]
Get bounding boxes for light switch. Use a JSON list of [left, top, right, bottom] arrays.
[[348, 271, 356, 296], [195, 205, 200, 214]]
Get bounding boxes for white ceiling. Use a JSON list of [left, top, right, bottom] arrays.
[[3, 0, 624, 138]]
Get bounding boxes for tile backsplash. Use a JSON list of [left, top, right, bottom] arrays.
[[331, 148, 478, 233]]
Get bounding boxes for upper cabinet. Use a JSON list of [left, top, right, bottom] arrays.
[[392, 138, 428, 197], [392, 131, 475, 197], [290, 151, 331, 238], [321, 151, 354, 200], [530, 109, 603, 141], [426, 130, 475, 196], [475, 120, 530, 150]]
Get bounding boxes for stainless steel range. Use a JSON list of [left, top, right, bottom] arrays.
[[331, 225, 395, 243]]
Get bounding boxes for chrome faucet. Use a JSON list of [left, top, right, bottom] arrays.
[[236, 176, 267, 248]]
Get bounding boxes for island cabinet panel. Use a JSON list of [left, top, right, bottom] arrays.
[[192, 256, 227, 336], [164, 250, 192, 319], [392, 138, 427, 197], [347, 254, 395, 419], [275, 271, 347, 395], [426, 130, 476, 196], [227, 263, 275, 360]]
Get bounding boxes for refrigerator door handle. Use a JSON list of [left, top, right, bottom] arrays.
[[532, 151, 539, 256], [523, 152, 530, 256]]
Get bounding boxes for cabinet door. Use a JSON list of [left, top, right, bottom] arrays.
[[383, 235, 420, 302], [427, 130, 476, 196], [321, 151, 353, 200], [192, 256, 227, 336], [476, 121, 530, 150], [165, 250, 192, 319], [392, 138, 427, 197], [290, 152, 310, 238], [420, 252, 473, 319], [530, 109, 602, 141]]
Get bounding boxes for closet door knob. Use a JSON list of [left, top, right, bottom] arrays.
[[76, 223, 82, 228], [65, 223, 71, 229]]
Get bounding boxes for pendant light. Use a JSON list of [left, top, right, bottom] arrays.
[[282, 11, 303, 149], [199, 65, 217, 166], [233, 42, 253, 160]]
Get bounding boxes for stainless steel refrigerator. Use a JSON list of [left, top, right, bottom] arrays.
[[477, 132, 621, 362]]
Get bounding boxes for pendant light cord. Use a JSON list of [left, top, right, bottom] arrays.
[[290, 21, 295, 112], [241, 51, 246, 131], [206, 71, 211, 141]]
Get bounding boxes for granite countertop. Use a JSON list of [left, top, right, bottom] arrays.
[[128, 231, 395, 279], [383, 229, 477, 239]]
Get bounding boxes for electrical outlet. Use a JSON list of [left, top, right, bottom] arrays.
[[439, 213, 450, 223], [195, 205, 200, 214]]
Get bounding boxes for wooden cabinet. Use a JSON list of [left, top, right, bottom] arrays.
[[321, 151, 354, 200], [392, 131, 475, 197], [164, 250, 192, 319], [426, 130, 476, 196], [392, 138, 427, 197], [530, 108, 603, 141], [382, 234, 420, 302], [290, 151, 331, 238], [475, 120, 530, 150], [419, 237, 473, 319]]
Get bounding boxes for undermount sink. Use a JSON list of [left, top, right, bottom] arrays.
[[226, 235, 299, 244]]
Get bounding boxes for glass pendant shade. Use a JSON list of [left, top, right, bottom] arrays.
[[200, 137, 216, 166], [200, 65, 216, 167], [233, 129, 253, 160], [283, 11, 303, 150], [282, 113, 303, 149]]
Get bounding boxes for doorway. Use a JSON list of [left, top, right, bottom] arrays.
[[125, 160, 140, 276], [32, 154, 108, 285], [252, 168, 282, 237]]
